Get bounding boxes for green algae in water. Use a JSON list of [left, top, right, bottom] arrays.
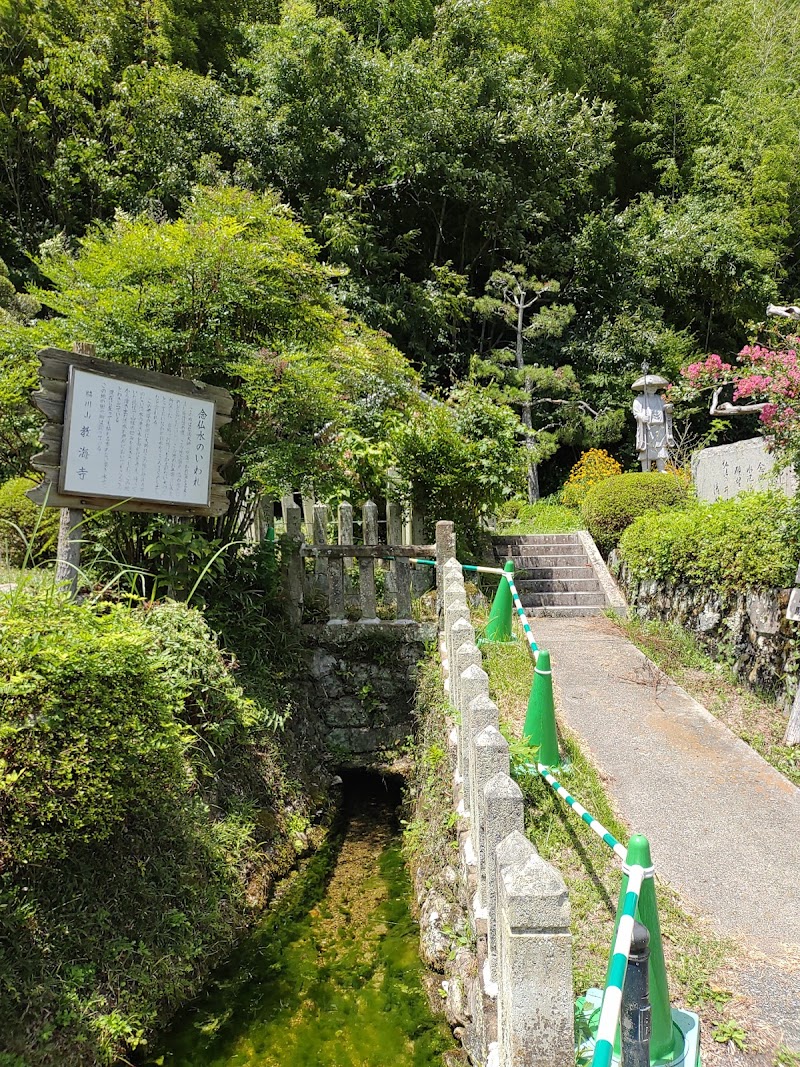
[[145, 783, 457, 1067]]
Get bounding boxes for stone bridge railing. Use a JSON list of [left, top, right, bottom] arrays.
[[280, 498, 450, 627], [437, 536, 574, 1067]]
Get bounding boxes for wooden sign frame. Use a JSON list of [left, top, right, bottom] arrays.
[[28, 348, 234, 517]]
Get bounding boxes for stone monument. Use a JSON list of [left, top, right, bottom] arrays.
[[691, 437, 797, 502], [632, 365, 674, 472]]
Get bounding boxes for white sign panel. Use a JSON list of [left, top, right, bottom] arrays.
[[60, 368, 215, 506]]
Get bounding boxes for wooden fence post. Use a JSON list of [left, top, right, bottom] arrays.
[[55, 341, 95, 598]]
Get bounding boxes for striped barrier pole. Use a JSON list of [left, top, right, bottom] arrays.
[[505, 571, 538, 659], [411, 557, 539, 658], [532, 765, 627, 863], [592, 863, 646, 1067]]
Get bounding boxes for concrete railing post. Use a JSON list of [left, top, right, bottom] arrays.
[[484, 779, 525, 978], [409, 506, 430, 594], [386, 469, 403, 593], [497, 846, 573, 1067], [301, 494, 315, 538], [447, 615, 473, 708], [395, 557, 412, 621], [471, 722, 508, 900], [338, 500, 354, 570], [436, 520, 456, 627], [362, 500, 379, 548], [457, 663, 489, 814], [358, 557, 379, 623], [313, 502, 329, 591], [280, 503, 304, 627], [328, 556, 346, 624]]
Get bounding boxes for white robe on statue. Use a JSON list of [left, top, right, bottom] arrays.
[[633, 390, 672, 461]]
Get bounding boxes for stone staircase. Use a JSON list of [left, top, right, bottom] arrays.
[[491, 533, 609, 617]]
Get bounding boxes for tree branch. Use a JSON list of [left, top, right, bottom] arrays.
[[530, 397, 601, 417], [709, 385, 767, 416]]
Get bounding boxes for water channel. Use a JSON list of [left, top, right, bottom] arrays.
[[145, 772, 458, 1067]]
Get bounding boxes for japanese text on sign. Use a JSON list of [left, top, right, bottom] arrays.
[[60, 368, 216, 506]]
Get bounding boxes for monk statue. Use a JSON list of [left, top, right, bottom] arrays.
[[632, 365, 674, 472]]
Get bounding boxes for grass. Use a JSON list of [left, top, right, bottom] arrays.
[[615, 615, 800, 788], [498, 498, 584, 535], [480, 631, 753, 1063]]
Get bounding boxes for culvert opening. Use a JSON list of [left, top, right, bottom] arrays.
[[337, 767, 406, 831]]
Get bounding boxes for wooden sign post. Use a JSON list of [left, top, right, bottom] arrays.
[[29, 347, 234, 595]]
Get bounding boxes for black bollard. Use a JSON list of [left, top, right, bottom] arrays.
[[621, 920, 651, 1067]]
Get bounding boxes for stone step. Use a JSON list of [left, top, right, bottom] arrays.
[[499, 543, 586, 558], [516, 577, 603, 594], [493, 534, 581, 546], [520, 591, 607, 608], [526, 604, 605, 618], [500, 553, 589, 570], [514, 565, 596, 581], [504, 557, 594, 572]]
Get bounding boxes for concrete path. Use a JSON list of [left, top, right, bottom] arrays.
[[533, 615, 800, 1048]]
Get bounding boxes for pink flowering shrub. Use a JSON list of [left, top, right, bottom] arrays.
[[679, 337, 800, 465]]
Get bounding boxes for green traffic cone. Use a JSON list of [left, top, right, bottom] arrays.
[[607, 834, 678, 1064], [522, 649, 560, 767], [483, 560, 515, 642]]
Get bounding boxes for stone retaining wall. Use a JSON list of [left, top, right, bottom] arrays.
[[301, 621, 436, 768], [615, 561, 799, 701]]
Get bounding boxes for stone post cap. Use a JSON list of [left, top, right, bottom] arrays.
[[449, 615, 474, 643], [455, 641, 481, 667], [460, 662, 489, 688], [496, 828, 537, 867], [474, 723, 509, 754], [485, 771, 523, 802], [468, 693, 500, 732], [500, 853, 570, 928], [443, 558, 463, 575]]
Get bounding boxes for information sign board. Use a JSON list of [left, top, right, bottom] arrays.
[[60, 368, 215, 507]]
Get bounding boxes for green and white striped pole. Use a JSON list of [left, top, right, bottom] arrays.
[[504, 570, 539, 659], [603, 835, 677, 1065], [592, 862, 646, 1067], [535, 765, 627, 862]]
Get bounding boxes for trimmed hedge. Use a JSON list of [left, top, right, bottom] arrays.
[[581, 472, 690, 552], [618, 491, 800, 591]]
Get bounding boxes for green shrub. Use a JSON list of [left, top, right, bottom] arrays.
[[0, 596, 185, 864], [619, 492, 800, 591], [0, 477, 60, 567], [581, 472, 690, 552], [0, 587, 308, 1065]]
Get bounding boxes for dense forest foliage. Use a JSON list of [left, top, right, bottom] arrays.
[[2, 0, 799, 499]]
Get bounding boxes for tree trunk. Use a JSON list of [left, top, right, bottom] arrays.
[[521, 393, 539, 503]]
